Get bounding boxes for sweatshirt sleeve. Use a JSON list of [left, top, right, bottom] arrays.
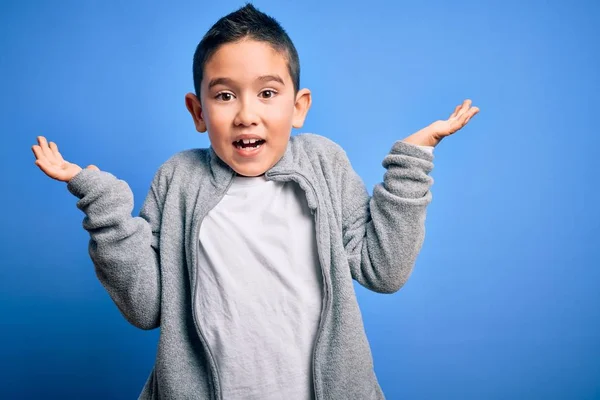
[[67, 168, 163, 329], [340, 141, 434, 294]]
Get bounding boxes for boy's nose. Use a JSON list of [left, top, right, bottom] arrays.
[[234, 101, 259, 127]]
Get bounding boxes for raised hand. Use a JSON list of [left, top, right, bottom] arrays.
[[32, 136, 99, 182], [403, 99, 480, 147]]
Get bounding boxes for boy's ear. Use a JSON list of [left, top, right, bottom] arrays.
[[185, 93, 207, 133], [292, 88, 312, 129]]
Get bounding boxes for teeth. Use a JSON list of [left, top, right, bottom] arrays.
[[240, 144, 261, 150], [242, 139, 257, 144]]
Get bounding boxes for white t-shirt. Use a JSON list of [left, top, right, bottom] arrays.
[[197, 175, 323, 400]]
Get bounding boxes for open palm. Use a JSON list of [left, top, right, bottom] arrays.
[[32, 136, 98, 182], [430, 99, 480, 141]]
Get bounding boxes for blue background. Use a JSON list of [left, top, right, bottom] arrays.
[[1, 0, 599, 399]]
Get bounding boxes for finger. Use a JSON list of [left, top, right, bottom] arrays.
[[449, 118, 463, 134], [37, 136, 54, 160], [34, 158, 48, 170], [463, 107, 479, 125], [458, 105, 477, 126], [49, 141, 65, 163], [32, 145, 47, 162], [449, 104, 462, 119], [458, 109, 470, 125], [86, 165, 100, 171], [456, 99, 472, 118]]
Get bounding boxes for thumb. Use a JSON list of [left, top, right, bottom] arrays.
[[86, 165, 100, 171]]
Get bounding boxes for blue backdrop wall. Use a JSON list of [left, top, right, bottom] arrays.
[[1, 0, 599, 399]]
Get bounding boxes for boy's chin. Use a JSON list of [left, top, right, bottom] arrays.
[[230, 162, 272, 177], [221, 149, 286, 177]]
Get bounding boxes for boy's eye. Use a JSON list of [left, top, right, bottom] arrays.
[[216, 92, 234, 101], [259, 90, 276, 99]]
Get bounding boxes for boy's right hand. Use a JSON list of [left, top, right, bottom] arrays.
[[32, 136, 99, 182]]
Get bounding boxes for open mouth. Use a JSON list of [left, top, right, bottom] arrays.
[[233, 138, 266, 149]]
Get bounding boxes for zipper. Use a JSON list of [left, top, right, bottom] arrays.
[[310, 197, 329, 400], [190, 176, 235, 400], [267, 171, 332, 400]]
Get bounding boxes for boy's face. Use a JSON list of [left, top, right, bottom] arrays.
[[185, 39, 311, 177]]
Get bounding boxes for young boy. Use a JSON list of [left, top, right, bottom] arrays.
[[32, 4, 478, 400]]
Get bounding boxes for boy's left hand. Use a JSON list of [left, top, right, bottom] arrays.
[[403, 99, 480, 147]]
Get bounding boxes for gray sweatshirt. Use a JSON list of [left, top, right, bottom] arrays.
[[67, 133, 434, 399]]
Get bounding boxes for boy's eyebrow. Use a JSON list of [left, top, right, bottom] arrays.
[[208, 77, 234, 89], [256, 74, 285, 85], [207, 75, 285, 89]]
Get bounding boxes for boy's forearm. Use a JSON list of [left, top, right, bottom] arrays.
[[342, 141, 433, 293], [68, 169, 161, 330]]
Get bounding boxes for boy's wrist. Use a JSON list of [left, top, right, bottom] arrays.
[[402, 126, 441, 148]]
